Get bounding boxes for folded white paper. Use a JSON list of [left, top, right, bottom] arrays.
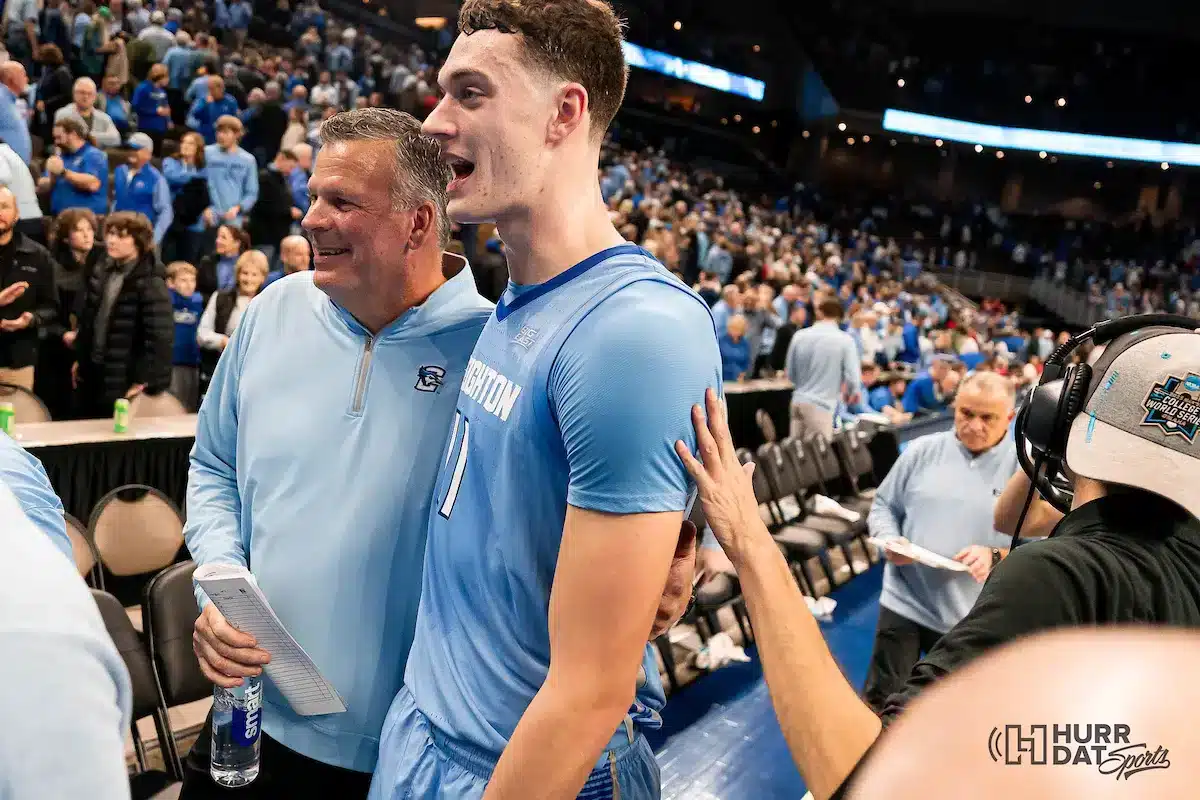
[[194, 563, 346, 716], [869, 537, 969, 572]]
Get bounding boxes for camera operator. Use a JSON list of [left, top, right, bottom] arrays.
[[674, 317, 1200, 800]]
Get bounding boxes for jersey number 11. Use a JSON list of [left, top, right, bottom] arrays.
[[438, 410, 470, 519]]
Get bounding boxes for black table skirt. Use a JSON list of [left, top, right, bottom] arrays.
[[30, 436, 193, 523], [726, 388, 792, 452]]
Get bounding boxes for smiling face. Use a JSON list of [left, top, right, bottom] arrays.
[[421, 31, 555, 225], [302, 139, 418, 304]]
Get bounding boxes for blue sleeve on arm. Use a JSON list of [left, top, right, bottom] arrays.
[[0, 439, 70, 563], [185, 99, 203, 130], [152, 173, 173, 243], [867, 438, 923, 540], [844, 337, 863, 396], [185, 303, 259, 607], [85, 148, 108, 181], [551, 280, 722, 514], [902, 378, 928, 413], [241, 158, 259, 212]]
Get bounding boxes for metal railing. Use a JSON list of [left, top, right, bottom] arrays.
[[1028, 277, 1108, 327], [924, 266, 1035, 302]]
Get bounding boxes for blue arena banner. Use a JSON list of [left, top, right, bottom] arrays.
[[622, 42, 766, 102], [882, 108, 1200, 166]]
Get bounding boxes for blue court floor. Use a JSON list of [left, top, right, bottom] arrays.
[[652, 564, 883, 800]]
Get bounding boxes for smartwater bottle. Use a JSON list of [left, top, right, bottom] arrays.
[[210, 676, 263, 787]]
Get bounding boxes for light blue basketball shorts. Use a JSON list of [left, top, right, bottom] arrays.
[[368, 685, 660, 799]]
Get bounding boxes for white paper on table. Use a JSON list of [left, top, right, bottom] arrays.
[[869, 537, 969, 572], [194, 563, 346, 716]]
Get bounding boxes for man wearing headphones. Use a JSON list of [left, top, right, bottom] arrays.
[[675, 315, 1200, 800]]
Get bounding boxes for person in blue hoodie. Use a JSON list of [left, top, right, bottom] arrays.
[[165, 260, 203, 410], [112, 132, 173, 245], [201, 115, 258, 232], [179, 108, 495, 798], [186, 75, 240, 144], [130, 64, 172, 153]]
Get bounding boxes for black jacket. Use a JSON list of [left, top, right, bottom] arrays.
[[75, 251, 173, 404], [243, 101, 288, 163], [0, 233, 60, 369], [247, 167, 294, 251], [171, 177, 210, 232]]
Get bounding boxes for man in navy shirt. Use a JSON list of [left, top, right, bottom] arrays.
[[37, 118, 108, 216], [186, 75, 240, 144]]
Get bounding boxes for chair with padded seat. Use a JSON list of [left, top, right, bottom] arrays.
[[796, 434, 875, 569], [831, 429, 884, 566], [91, 589, 181, 799], [754, 408, 778, 445], [66, 512, 102, 587], [89, 485, 187, 628], [768, 439, 868, 581], [142, 560, 211, 780], [742, 446, 839, 595], [832, 428, 880, 503], [802, 433, 873, 518], [0, 383, 51, 423]]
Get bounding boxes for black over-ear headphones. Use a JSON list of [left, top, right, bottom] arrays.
[[1010, 313, 1198, 545]]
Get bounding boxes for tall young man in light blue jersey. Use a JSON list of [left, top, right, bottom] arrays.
[[182, 109, 493, 798], [373, 2, 721, 798]]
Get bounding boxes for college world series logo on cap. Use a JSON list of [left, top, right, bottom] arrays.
[[1066, 328, 1200, 522], [1141, 373, 1200, 442]]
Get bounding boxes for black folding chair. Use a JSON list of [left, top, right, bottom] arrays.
[[91, 589, 181, 798], [143, 561, 211, 780], [742, 446, 837, 595]]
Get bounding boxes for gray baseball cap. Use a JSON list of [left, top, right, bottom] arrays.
[[1066, 327, 1200, 519]]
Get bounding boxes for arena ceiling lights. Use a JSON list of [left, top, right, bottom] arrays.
[[622, 42, 767, 101], [882, 109, 1200, 167]]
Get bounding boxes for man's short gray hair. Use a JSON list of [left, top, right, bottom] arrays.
[[959, 370, 1017, 407], [318, 108, 451, 248]]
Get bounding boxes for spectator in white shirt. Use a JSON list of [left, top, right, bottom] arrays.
[[0, 141, 43, 240], [310, 71, 338, 107]]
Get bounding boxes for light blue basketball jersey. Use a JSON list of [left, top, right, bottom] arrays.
[[404, 243, 722, 758]]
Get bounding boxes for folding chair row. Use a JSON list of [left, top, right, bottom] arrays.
[[742, 433, 879, 596], [70, 484, 188, 630], [92, 560, 211, 793]]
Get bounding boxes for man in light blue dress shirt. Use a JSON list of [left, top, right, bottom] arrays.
[[785, 296, 862, 438], [863, 371, 1019, 711]]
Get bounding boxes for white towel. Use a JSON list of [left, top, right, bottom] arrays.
[[811, 494, 862, 523], [693, 633, 751, 671]]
